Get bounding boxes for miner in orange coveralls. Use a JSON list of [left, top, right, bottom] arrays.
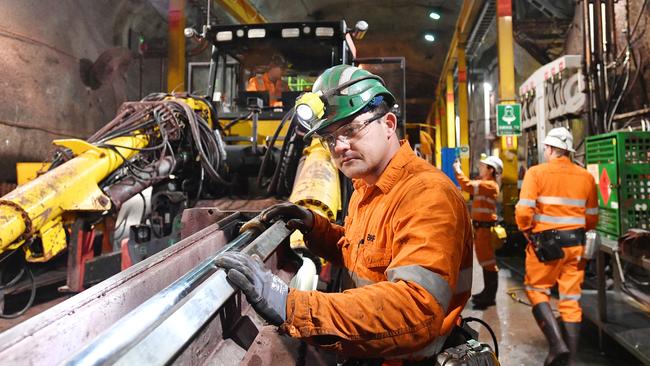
[[453, 155, 503, 310], [246, 55, 287, 106], [516, 127, 598, 366], [217, 65, 475, 364]]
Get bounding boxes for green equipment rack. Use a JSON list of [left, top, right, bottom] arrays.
[[585, 131, 650, 244]]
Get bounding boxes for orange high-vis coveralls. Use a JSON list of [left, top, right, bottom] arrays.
[[246, 72, 285, 106], [281, 142, 474, 360], [515, 156, 598, 322], [455, 170, 500, 272]]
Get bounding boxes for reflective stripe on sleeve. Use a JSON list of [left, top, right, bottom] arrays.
[[537, 196, 586, 207], [586, 207, 599, 215], [347, 270, 375, 288], [533, 214, 585, 225], [455, 267, 473, 294], [387, 265, 452, 312], [517, 199, 536, 207], [525, 285, 551, 294], [396, 332, 448, 360], [559, 293, 582, 301]]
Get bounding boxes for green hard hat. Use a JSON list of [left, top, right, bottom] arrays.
[[303, 65, 395, 138]]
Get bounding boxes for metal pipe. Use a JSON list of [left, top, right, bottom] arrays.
[[605, 0, 617, 63], [582, 0, 595, 135], [114, 220, 293, 365], [65, 224, 263, 366], [593, 0, 604, 133]]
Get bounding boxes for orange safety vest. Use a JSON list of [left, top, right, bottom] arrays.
[[246, 72, 284, 104], [515, 156, 599, 233], [455, 170, 499, 222], [282, 141, 473, 360]]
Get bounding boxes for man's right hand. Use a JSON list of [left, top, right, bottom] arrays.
[[260, 202, 314, 234]]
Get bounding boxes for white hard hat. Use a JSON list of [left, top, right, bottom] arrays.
[[481, 155, 503, 175], [543, 127, 575, 152]]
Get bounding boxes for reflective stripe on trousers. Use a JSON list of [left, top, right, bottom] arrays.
[[525, 285, 551, 294], [559, 293, 581, 301]]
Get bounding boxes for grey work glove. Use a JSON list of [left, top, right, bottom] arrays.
[[215, 251, 288, 326], [260, 202, 314, 234]]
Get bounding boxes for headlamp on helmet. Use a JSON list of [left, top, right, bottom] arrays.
[[295, 91, 326, 130], [294, 70, 393, 138]]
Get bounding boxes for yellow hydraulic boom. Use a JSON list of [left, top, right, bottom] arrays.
[[0, 135, 149, 262]]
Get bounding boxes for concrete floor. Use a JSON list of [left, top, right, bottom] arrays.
[[462, 257, 639, 365]]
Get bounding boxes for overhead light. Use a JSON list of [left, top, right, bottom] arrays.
[[429, 11, 441, 20], [315, 27, 335, 37], [247, 29, 266, 38], [216, 31, 233, 41], [424, 33, 435, 42], [282, 28, 300, 38]]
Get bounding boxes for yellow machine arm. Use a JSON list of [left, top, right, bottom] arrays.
[[0, 135, 149, 262], [0, 95, 220, 264]]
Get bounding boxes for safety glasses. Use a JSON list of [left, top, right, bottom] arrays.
[[316, 112, 386, 151]]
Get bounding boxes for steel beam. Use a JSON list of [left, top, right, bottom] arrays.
[[430, 0, 485, 120], [434, 100, 443, 167], [446, 71, 457, 148], [496, 0, 518, 226], [457, 46, 470, 175], [167, 0, 186, 92], [215, 0, 268, 24]]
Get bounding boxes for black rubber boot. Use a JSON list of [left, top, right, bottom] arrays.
[[532, 302, 570, 366], [562, 321, 580, 366], [472, 269, 498, 310]]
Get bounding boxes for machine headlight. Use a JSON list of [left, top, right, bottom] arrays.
[[295, 92, 325, 130]]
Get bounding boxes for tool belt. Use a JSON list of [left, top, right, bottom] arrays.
[[473, 220, 497, 229], [531, 228, 586, 263]]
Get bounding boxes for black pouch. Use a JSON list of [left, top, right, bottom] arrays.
[[532, 231, 565, 262]]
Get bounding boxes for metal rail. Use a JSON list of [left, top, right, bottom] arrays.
[[65, 220, 290, 366]]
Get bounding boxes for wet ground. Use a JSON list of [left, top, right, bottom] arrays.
[[462, 256, 642, 365]]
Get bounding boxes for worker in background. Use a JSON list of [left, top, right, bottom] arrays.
[[453, 155, 503, 310], [246, 55, 287, 106], [516, 127, 598, 366], [217, 65, 475, 363]]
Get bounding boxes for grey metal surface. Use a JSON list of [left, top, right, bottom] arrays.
[[64, 226, 259, 366], [115, 221, 292, 365], [0, 213, 241, 366], [582, 289, 650, 365]]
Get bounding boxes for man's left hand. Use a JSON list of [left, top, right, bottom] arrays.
[[452, 160, 462, 174], [215, 252, 288, 326]]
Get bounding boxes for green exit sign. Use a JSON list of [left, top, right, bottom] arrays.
[[496, 103, 521, 136]]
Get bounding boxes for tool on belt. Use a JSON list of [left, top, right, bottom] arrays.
[[473, 221, 507, 250], [530, 228, 585, 262]]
